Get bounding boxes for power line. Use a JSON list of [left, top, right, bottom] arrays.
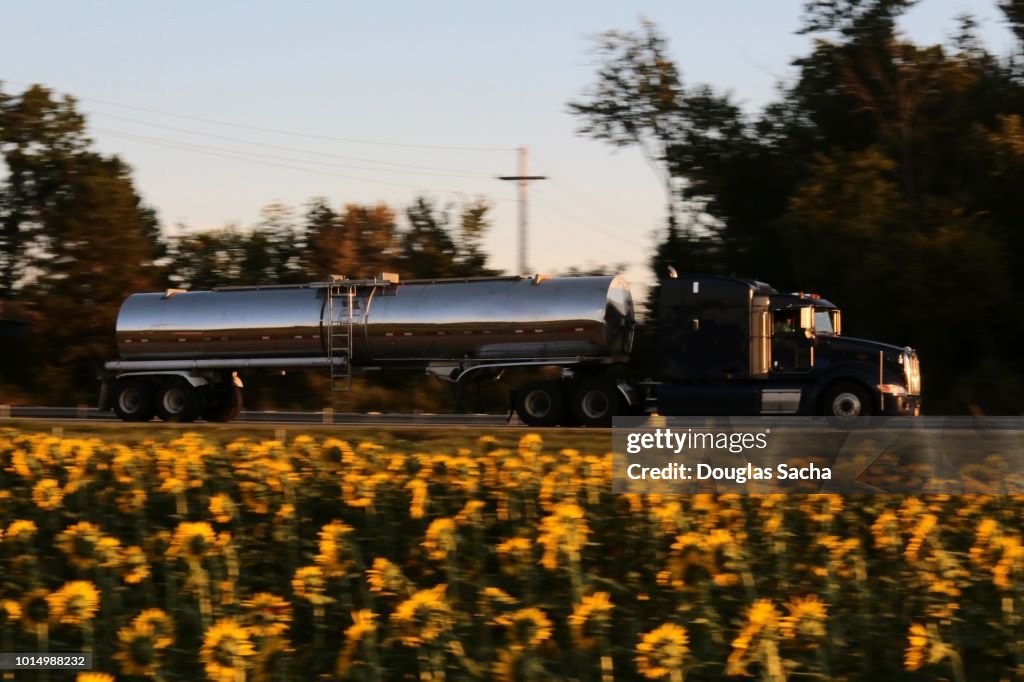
[[548, 176, 642, 234], [89, 112, 497, 176], [95, 127, 499, 180], [20, 84, 517, 152], [531, 188, 649, 251], [95, 128, 519, 199], [530, 192, 648, 266]]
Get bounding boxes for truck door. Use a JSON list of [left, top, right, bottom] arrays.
[[771, 307, 814, 372]]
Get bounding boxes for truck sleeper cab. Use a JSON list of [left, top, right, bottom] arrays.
[[648, 275, 921, 419]]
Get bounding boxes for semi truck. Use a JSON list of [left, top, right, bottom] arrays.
[[98, 272, 921, 425]]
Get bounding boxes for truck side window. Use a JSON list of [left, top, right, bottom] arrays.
[[774, 312, 797, 335]]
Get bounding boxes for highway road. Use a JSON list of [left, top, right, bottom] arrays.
[[0, 405, 515, 426]]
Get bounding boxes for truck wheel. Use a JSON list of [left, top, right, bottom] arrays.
[[156, 379, 204, 423], [202, 385, 243, 422], [515, 381, 564, 427], [112, 378, 155, 422], [571, 379, 620, 428], [821, 382, 872, 421]]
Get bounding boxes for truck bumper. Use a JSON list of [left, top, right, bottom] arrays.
[[882, 394, 921, 416]]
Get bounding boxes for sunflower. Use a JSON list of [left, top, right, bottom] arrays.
[[455, 499, 486, 526], [114, 622, 163, 677], [56, 521, 103, 570], [320, 438, 355, 466], [121, 545, 151, 585], [537, 502, 589, 570], [209, 493, 236, 524], [497, 536, 532, 558], [31, 478, 64, 511], [780, 595, 828, 642], [495, 607, 553, 648], [97, 535, 123, 569], [569, 592, 614, 647], [727, 599, 781, 676], [480, 587, 519, 610], [201, 618, 255, 682], [6, 519, 38, 543], [48, 581, 100, 626], [167, 521, 216, 561], [242, 592, 292, 638], [346, 609, 377, 641], [76, 674, 115, 682], [20, 589, 51, 632], [315, 520, 355, 577], [478, 434, 500, 452], [636, 623, 689, 680], [518, 433, 543, 458], [406, 478, 429, 519], [0, 599, 21, 626], [366, 557, 410, 597], [133, 609, 175, 649], [423, 518, 458, 561], [391, 584, 453, 646], [292, 566, 332, 605]]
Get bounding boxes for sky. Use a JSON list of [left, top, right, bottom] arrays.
[[0, 1, 1015, 304]]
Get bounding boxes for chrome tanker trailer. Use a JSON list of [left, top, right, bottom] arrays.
[[100, 272, 921, 425], [99, 273, 637, 424]]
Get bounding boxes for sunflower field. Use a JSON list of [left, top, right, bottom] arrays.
[[0, 427, 1022, 681]]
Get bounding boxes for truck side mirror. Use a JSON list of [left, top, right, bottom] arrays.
[[800, 306, 814, 331]]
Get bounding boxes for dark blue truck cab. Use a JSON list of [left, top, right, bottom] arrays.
[[653, 275, 921, 418]]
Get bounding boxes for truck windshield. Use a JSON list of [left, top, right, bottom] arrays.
[[815, 309, 839, 335]]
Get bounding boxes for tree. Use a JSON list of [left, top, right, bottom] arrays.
[[0, 84, 91, 298], [568, 19, 686, 231], [304, 201, 399, 279], [571, 10, 1024, 412], [0, 85, 164, 400], [399, 197, 498, 278], [401, 197, 459, 278]]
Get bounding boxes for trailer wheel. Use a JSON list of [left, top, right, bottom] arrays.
[[202, 385, 243, 423], [571, 379, 620, 428], [112, 378, 155, 422], [821, 381, 872, 422], [515, 381, 564, 427], [156, 379, 204, 423]]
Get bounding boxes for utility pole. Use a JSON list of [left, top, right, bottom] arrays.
[[498, 147, 547, 275]]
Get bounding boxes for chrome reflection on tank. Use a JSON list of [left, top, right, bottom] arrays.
[[116, 275, 635, 366]]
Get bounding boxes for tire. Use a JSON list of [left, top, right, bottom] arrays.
[[202, 385, 243, 423], [571, 379, 621, 428], [112, 378, 155, 422], [514, 381, 564, 427], [821, 381, 873, 422], [155, 379, 205, 423]]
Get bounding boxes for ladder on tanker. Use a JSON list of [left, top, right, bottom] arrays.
[[325, 274, 398, 391], [326, 279, 357, 391]]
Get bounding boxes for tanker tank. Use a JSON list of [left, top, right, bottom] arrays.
[[114, 275, 635, 366]]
